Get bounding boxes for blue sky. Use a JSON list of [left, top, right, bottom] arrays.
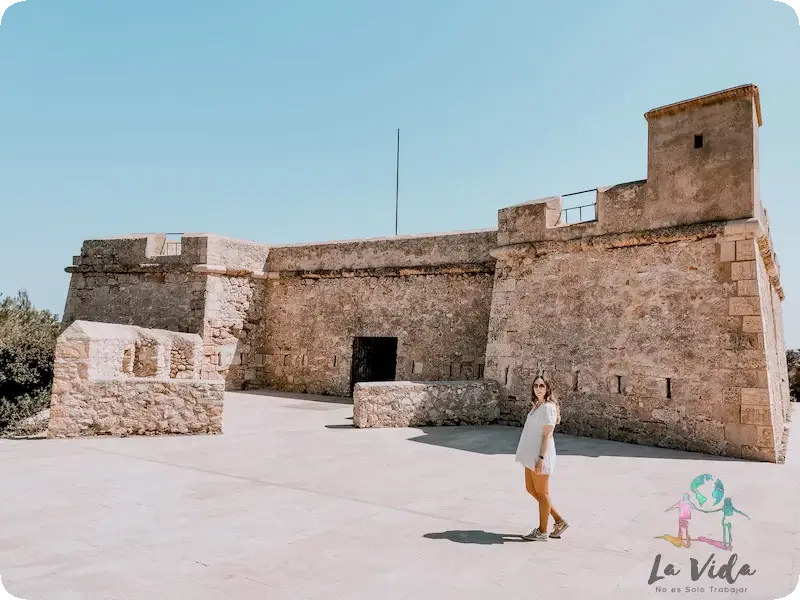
[[0, 0, 798, 346]]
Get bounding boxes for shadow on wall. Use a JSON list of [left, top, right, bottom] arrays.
[[405, 426, 739, 461]]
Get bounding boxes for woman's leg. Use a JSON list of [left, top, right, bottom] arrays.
[[525, 468, 563, 522], [524, 468, 540, 500], [531, 473, 563, 532]]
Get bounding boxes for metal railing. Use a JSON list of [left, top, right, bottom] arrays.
[[558, 203, 597, 225], [557, 188, 598, 225], [161, 233, 184, 256]]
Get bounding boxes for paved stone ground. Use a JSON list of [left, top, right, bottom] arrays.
[[2, 390, 799, 600]]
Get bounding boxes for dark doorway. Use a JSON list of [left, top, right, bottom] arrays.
[[350, 337, 398, 393]]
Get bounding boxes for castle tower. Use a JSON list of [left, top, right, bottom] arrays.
[[486, 84, 789, 462], [644, 84, 762, 229]]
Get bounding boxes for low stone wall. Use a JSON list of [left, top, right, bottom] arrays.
[[48, 321, 224, 438], [353, 380, 502, 428]]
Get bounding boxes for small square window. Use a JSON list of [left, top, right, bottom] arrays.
[[694, 134, 704, 149]]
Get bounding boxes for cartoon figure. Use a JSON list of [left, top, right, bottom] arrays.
[[665, 493, 700, 547], [696, 497, 750, 551]]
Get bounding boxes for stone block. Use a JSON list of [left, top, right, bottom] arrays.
[[742, 316, 763, 332], [737, 332, 764, 350], [728, 296, 761, 316], [719, 241, 736, 262], [757, 425, 775, 448], [736, 349, 768, 370], [757, 370, 769, 388], [724, 423, 758, 446], [57, 341, 89, 359], [731, 261, 756, 280], [737, 280, 758, 296], [741, 388, 769, 406], [735, 240, 757, 261], [716, 399, 741, 425], [740, 405, 771, 426]]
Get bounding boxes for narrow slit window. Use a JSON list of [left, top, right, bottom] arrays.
[[573, 370, 580, 391], [478, 364, 485, 379], [504, 366, 510, 385], [694, 134, 704, 149], [616, 375, 622, 394], [449, 363, 454, 377], [666, 378, 672, 399]]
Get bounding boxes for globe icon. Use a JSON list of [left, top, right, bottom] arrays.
[[690, 474, 725, 507]]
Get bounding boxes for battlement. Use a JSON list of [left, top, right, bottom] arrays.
[[69, 233, 271, 273]]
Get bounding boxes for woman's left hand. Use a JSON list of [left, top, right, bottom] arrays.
[[534, 458, 543, 473]]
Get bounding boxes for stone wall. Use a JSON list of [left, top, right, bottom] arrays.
[[485, 218, 786, 461], [353, 380, 503, 427], [62, 233, 271, 388], [200, 275, 266, 388], [63, 235, 211, 334], [257, 270, 494, 397], [48, 321, 224, 437]]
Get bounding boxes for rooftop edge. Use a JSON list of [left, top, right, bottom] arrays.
[[644, 84, 762, 127]]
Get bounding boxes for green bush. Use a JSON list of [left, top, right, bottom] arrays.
[[0, 291, 61, 433], [788, 349, 800, 402]]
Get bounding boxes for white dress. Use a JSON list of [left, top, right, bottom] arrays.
[[515, 402, 558, 474]]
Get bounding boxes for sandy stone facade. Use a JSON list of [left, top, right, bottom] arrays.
[[353, 381, 503, 428], [60, 84, 791, 461], [48, 321, 224, 437]]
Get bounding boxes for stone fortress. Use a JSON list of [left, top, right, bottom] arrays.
[[53, 84, 791, 462]]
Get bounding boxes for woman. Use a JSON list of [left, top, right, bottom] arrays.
[[515, 374, 569, 541]]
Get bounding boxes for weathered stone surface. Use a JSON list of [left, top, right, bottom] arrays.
[[729, 296, 761, 316], [258, 272, 493, 397], [742, 316, 764, 332], [353, 380, 502, 428], [48, 321, 224, 438], [736, 239, 757, 261], [731, 260, 757, 281]]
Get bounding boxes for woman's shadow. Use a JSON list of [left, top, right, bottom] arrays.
[[423, 530, 527, 545]]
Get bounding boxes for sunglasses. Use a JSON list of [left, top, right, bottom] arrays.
[[533, 383, 546, 389]]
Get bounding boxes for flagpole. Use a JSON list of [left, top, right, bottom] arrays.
[[395, 128, 400, 236]]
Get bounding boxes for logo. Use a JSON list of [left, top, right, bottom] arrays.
[[648, 474, 757, 594]]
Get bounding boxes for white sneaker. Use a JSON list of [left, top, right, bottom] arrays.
[[522, 528, 549, 541], [550, 520, 570, 539]]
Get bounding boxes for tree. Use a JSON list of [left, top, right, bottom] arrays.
[[788, 349, 800, 402], [0, 291, 61, 433]]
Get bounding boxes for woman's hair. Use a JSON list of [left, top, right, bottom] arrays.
[[532, 375, 561, 425]]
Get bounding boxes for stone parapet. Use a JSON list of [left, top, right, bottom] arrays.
[[353, 380, 502, 428], [48, 321, 224, 438], [266, 229, 497, 273]]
